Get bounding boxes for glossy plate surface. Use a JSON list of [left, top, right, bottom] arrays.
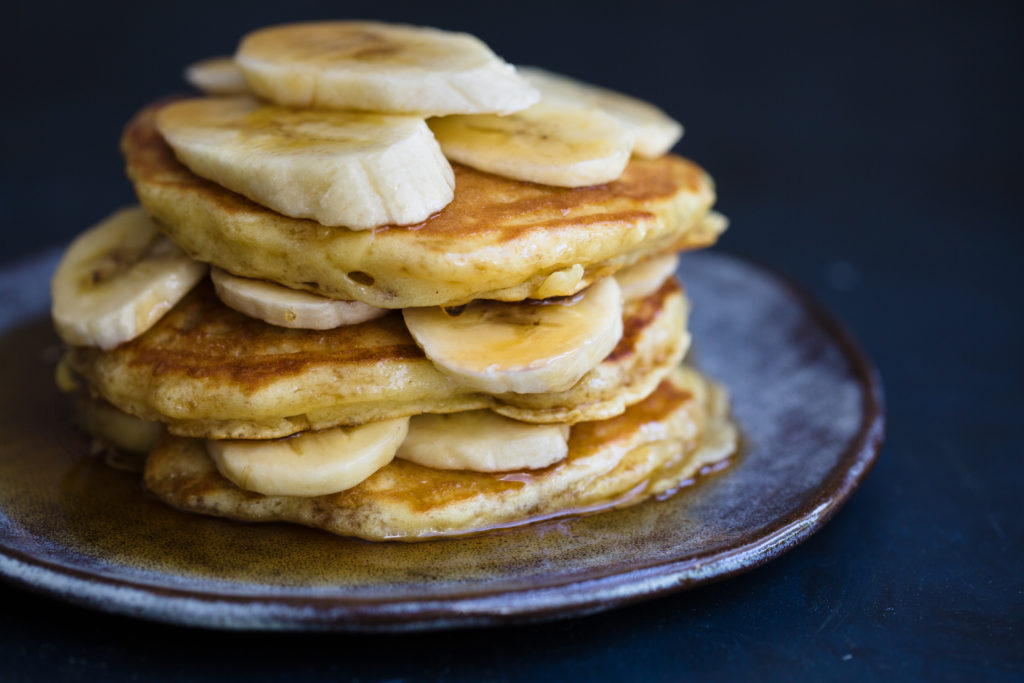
[[0, 250, 883, 631]]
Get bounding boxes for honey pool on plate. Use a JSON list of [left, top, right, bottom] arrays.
[[0, 250, 882, 630]]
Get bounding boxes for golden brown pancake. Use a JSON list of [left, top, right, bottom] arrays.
[[123, 101, 721, 308], [144, 367, 736, 541], [65, 277, 690, 440]]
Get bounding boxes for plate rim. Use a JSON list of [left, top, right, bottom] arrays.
[[0, 249, 885, 631]]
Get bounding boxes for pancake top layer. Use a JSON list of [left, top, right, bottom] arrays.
[[123, 101, 721, 308]]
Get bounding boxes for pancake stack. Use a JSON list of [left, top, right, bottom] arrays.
[[52, 21, 737, 541]]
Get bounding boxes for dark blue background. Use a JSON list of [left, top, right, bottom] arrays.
[[2, 0, 1021, 679]]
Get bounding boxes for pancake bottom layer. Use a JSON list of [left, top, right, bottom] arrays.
[[144, 366, 737, 541]]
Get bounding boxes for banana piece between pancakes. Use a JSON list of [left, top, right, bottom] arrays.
[[404, 277, 623, 394], [211, 268, 387, 330], [397, 411, 570, 472], [207, 417, 410, 497]]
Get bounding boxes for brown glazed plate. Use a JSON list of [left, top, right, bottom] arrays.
[[0, 249, 884, 632]]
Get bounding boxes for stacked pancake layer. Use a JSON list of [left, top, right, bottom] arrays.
[[52, 21, 737, 540]]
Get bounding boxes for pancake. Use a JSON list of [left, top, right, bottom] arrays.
[[123, 101, 722, 309], [65, 277, 690, 440], [144, 366, 737, 541]]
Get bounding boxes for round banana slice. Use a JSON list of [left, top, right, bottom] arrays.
[[614, 252, 679, 301], [403, 276, 623, 395], [72, 395, 164, 455], [428, 102, 633, 187], [236, 21, 539, 116], [185, 56, 250, 95], [701, 210, 730, 236], [55, 357, 81, 393], [51, 206, 208, 350], [210, 268, 386, 329], [397, 411, 569, 472], [156, 97, 455, 229], [518, 66, 683, 159], [207, 418, 409, 497]]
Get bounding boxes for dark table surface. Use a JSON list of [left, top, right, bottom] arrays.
[[2, 1, 1021, 680]]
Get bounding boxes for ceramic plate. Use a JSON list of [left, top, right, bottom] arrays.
[[0, 250, 883, 631]]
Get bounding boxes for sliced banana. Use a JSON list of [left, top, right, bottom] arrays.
[[211, 268, 386, 329], [428, 102, 633, 187], [397, 411, 569, 472], [207, 418, 409, 497], [403, 276, 623, 395], [614, 252, 679, 301], [72, 395, 164, 455], [533, 264, 585, 300], [51, 206, 208, 350], [519, 66, 683, 159], [236, 21, 539, 116], [55, 357, 81, 393], [185, 56, 250, 95], [156, 96, 455, 229], [701, 210, 730, 235]]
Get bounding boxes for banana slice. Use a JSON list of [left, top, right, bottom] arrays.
[[55, 357, 81, 393], [236, 21, 539, 116], [155, 97, 455, 229], [518, 66, 683, 159], [207, 418, 409, 497], [614, 252, 679, 301], [72, 395, 164, 455], [403, 276, 623, 394], [397, 411, 569, 472], [51, 206, 208, 350], [185, 56, 250, 95], [211, 268, 386, 329], [428, 102, 633, 187], [701, 210, 730, 235]]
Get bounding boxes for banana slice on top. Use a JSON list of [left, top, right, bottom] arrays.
[[397, 411, 569, 472], [518, 66, 683, 159], [156, 97, 455, 229], [185, 56, 250, 95], [614, 252, 680, 301], [207, 418, 409, 497], [51, 206, 208, 350], [403, 277, 623, 395], [236, 21, 539, 116], [428, 102, 633, 187], [211, 268, 386, 329]]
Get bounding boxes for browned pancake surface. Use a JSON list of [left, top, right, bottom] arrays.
[[67, 279, 689, 439], [123, 101, 721, 307], [144, 367, 737, 541]]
